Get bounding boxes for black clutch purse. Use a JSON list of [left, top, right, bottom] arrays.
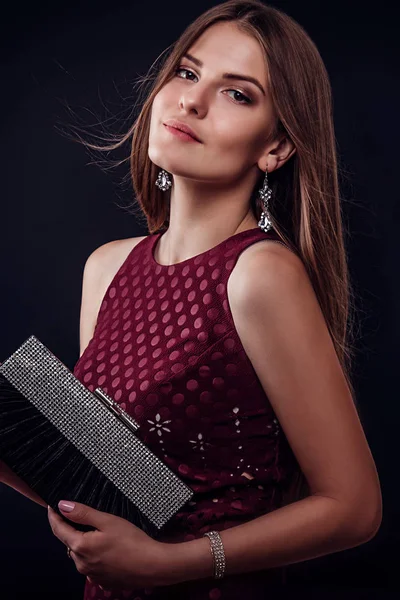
[[0, 335, 194, 538]]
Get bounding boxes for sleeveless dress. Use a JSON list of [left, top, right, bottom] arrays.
[[72, 226, 300, 599]]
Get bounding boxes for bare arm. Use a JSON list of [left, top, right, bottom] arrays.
[[163, 493, 380, 584], [156, 243, 382, 585]]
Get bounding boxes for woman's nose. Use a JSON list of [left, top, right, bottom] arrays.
[[178, 85, 209, 117]]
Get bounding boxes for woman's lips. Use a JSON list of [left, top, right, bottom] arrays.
[[163, 124, 201, 143]]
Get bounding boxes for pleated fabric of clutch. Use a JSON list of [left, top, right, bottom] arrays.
[[0, 335, 193, 537]]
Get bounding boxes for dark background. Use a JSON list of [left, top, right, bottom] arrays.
[[0, 0, 398, 598]]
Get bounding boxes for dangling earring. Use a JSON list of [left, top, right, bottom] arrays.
[[257, 168, 273, 232], [155, 169, 172, 191]]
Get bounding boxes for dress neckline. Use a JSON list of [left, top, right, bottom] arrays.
[[150, 226, 267, 268]]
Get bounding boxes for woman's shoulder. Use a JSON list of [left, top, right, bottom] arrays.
[[78, 235, 149, 357], [86, 235, 149, 280], [82, 235, 149, 317], [227, 236, 307, 326], [108, 235, 149, 268], [228, 236, 303, 293]]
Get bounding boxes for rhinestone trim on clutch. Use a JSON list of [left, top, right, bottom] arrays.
[[0, 335, 193, 530], [203, 530, 226, 579]]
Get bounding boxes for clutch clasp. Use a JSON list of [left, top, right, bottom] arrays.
[[93, 387, 140, 433]]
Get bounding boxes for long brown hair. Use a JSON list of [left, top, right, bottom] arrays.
[[65, 0, 361, 506]]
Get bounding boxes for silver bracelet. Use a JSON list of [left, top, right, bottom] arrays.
[[203, 530, 226, 579]]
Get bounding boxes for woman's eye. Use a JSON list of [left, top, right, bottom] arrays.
[[224, 90, 252, 105], [175, 67, 252, 105], [175, 67, 198, 81]]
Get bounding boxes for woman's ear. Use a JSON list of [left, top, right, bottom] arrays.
[[258, 135, 296, 173]]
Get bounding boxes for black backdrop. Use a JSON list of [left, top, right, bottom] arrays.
[[0, 1, 398, 598]]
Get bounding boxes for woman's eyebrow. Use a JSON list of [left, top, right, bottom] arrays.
[[182, 53, 266, 96]]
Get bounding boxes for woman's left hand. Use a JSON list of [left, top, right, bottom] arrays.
[[47, 501, 169, 592]]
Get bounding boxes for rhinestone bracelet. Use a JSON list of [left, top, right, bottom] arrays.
[[203, 530, 226, 579]]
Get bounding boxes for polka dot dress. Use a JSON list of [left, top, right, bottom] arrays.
[[73, 227, 298, 599]]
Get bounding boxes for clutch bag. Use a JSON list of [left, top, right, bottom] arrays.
[[0, 335, 194, 537]]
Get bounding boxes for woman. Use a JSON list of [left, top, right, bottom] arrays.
[[2, 1, 382, 598]]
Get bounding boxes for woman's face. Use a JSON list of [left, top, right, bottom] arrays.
[[148, 20, 277, 184]]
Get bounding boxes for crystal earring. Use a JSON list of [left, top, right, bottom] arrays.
[[257, 168, 273, 232], [155, 169, 172, 192]]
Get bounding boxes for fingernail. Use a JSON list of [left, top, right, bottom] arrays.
[[59, 500, 75, 512]]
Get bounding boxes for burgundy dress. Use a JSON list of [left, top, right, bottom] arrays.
[[73, 227, 300, 599]]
